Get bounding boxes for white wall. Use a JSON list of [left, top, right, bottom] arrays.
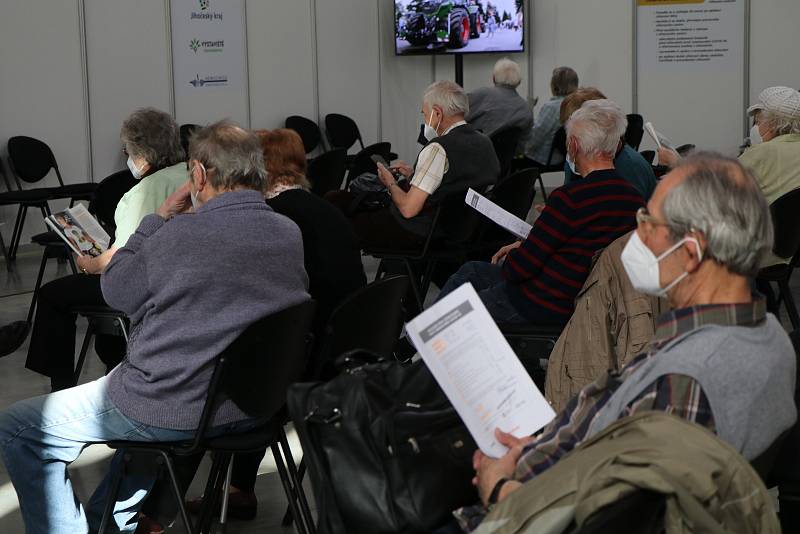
[[1, 0, 798, 244]]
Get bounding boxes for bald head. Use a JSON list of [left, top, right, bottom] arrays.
[[189, 120, 267, 193], [653, 152, 773, 276]]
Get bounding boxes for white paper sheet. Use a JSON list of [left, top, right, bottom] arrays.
[[406, 284, 556, 458], [644, 121, 674, 150], [465, 188, 532, 240]]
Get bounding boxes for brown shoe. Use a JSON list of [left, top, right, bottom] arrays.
[[134, 514, 165, 534], [185, 491, 258, 521]]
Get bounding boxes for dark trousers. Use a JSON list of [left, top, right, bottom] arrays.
[[25, 274, 126, 390], [325, 191, 425, 250]]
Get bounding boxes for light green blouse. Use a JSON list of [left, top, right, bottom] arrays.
[[113, 162, 188, 247]]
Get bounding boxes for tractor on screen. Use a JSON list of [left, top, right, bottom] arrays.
[[399, 0, 483, 50]]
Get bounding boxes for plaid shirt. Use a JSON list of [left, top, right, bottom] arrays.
[[523, 96, 564, 164], [455, 298, 767, 531]]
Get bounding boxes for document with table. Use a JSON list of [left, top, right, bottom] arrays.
[[465, 188, 532, 240], [406, 284, 556, 458]]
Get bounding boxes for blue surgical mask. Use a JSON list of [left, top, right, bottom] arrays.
[[566, 151, 579, 176]]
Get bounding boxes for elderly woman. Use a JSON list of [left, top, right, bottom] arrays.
[[446, 154, 795, 533], [26, 108, 186, 391], [438, 100, 644, 326]]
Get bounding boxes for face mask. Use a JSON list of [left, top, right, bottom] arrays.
[[566, 151, 579, 176], [749, 124, 763, 146], [191, 162, 206, 209], [620, 231, 703, 297], [423, 109, 441, 142], [127, 156, 144, 180]]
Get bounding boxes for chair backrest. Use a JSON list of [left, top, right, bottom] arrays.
[[490, 128, 524, 179], [770, 188, 800, 259], [7, 135, 62, 186], [88, 169, 138, 237], [325, 113, 364, 152], [180, 123, 201, 158], [492, 168, 539, 221], [625, 114, 645, 150], [763, 330, 800, 486], [285, 115, 323, 154], [346, 142, 393, 185], [308, 149, 348, 196], [310, 275, 409, 379], [546, 127, 567, 167], [215, 300, 317, 422]]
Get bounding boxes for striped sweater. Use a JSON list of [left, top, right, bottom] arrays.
[[502, 169, 644, 323]]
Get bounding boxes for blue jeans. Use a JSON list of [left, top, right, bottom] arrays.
[[0, 375, 256, 534], [438, 261, 527, 324]]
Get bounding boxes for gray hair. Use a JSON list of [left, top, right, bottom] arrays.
[[493, 58, 522, 88], [759, 108, 800, 137], [565, 99, 627, 157], [423, 80, 469, 116], [120, 108, 184, 169], [188, 120, 267, 193], [551, 67, 579, 97], [663, 153, 773, 277]]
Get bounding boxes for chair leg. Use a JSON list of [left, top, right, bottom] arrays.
[[73, 321, 95, 386], [97, 452, 127, 534], [403, 259, 424, 313], [218, 453, 235, 533], [281, 459, 307, 526], [196, 451, 228, 533], [0, 229, 10, 272], [279, 429, 315, 533], [25, 248, 51, 325], [778, 277, 800, 330], [159, 452, 195, 534], [9, 205, 26, 260], [272, 440, 308, 534]]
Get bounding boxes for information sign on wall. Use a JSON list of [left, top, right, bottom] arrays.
[[170, 0, 249, 126]]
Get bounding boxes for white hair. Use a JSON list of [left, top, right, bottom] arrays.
[[423, 80, 469, 117], [760, 108, 800, 137], [565, 99, 627, 157], [663, 153, 773, 276], [493, 58, 521, 88]]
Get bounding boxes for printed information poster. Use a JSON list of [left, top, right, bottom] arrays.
[[170, 0, 249, 126]]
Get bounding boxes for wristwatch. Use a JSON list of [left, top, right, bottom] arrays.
[[488, 477, 510, 506]]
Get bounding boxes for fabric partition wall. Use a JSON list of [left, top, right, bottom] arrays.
[[634, 0, 749, 155], [170, 0, 250, 127]]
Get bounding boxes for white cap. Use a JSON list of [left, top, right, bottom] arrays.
[[747, 86, 800, 118]]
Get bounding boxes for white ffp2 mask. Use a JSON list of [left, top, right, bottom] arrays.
[[423, 109, 441, 142], [620, 231, 702, 297], [127, 156, 144, 180]]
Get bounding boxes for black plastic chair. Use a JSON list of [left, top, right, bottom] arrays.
[[308, 149, 348, 197], [285, 116, 324, 154], [757, 188, 800, 329], [539, 127, 567, 177], [95, 300, 317, 534], [345, 142, 394, 186], [490, 128, 524, 180], [639, 150, 656, 165], [180, 124, 201, 158], [71, 305, 129, 384], [324, 113, 364, 153], [498, 323, 564, 388], [625, 114, 644, 151]]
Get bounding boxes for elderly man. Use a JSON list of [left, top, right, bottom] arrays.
[[518, 66, 579, 167], [0, 121, 310, 534], [449, 153, 797, 532], [328, 80, 499, 249], [438, 99, 643, 325], [466, 58, 533, 138]]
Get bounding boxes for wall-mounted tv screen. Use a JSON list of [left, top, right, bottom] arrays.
[[395, 1, 524, 56]]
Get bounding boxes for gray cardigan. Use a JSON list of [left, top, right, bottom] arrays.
[[587, 315, 797, 460], [102, 190, 309, 430]]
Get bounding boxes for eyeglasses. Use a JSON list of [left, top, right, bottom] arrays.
[[636, 206, 668, 227]]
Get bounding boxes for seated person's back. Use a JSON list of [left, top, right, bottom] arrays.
[[466, 58, 533, 138]]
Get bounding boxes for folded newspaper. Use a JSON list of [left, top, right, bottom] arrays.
[[465, 188, 532, 240], [44, 204, 110, 257], [644, 121, 675, 150]]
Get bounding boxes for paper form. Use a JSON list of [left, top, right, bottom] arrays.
[[465, 188, 532, 241], [406, 283, 556, 458]]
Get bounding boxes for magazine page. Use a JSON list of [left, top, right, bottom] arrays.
[[465, 188, 532, 240], [406, 283, 556, 458], [44, 204, 109, 257]]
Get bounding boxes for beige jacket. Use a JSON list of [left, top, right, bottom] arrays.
[[475, 412, 780, 534], [545, 232, 668, 411]]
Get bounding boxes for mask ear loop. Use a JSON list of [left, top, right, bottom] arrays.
[[658, 235, 704, 296]]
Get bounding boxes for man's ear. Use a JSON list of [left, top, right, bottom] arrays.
[[684, 232, 707, 273]]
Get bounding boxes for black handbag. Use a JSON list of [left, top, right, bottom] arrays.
[[287, 357, 478, 534]]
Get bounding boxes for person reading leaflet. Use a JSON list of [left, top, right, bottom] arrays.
[[465, 188, 532, 240], [406, 283, 555, 458], [44, 204, 110, 257], [644, 121, 675, 151]]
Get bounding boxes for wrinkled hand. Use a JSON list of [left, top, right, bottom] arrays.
[[156, 181, 192, 220], [534, 203, 545, 214], [657, 147, 680, 168], [491, 241, 522, 265], [377, 163, 397, 190], [472, 429, 529, 506], [389, 161, 413, 178], [76, 254, 94, 274]]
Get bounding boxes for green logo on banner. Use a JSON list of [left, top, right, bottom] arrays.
[[199, 0, 210, 10], [190, 38, 201, 53]]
